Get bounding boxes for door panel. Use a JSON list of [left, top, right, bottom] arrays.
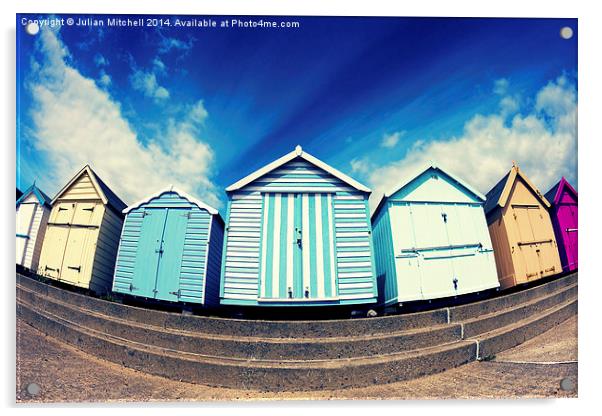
[[72, 202, 103, 226], [130, 209, 168, 298], [419, 250, 455, 297], [259, 193, 335, 300], [394, 255, 423, 300], [51, 202, 75, 224], [38, 226, 70, 279], [155, 209, 189, 302], [528, 207, 548, 241], [61, 227, 96, 284], [411, 204, 448, 249]]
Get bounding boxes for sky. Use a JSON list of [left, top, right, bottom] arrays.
[[16, 15, 578, 211]]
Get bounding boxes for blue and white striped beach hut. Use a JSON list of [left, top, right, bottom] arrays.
[[112, 186, 224, 306], [220, 146, 378, 307]]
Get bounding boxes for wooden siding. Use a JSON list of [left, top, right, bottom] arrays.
[[113, 191, 221, 305], [90, 207, 123, 294], [16, 193, 51, 270], [203, 217, 224, 307], [58, 172, 100, 201], [487, 175, 562, 289], [221, 157, 377, 306], [374, 168, 499, 305], [37, 169, 124, 294], [371, 201, 398, 306]]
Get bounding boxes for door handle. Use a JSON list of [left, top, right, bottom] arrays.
[[67, 265, 81, 272], [45, 266, 58, 272]]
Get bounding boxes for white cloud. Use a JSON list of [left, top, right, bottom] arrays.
[[367, 75, 577, 211], [94, 53, 108, 67], [130, 70, 170, 101], [350, 157, 372, 175], [98, 70, 111, 87], [493, 78, 509, 95], [381, 130, 405, 148], [188, 100, 209, 125], [158, 36, 194, 54], [152, 57, 166, 75], [26, 28, 220, 208]]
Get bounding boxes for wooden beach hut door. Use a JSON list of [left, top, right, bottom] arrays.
[[259, 193, 336, 301], [559, 203, 578, 269], [129, 208, 189, 302], [512, 204, 554, 280], [60, 202, 102, 285]]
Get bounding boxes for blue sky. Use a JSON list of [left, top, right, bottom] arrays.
[[16, 15, 578, 209]]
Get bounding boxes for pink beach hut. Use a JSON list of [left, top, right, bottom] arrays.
[[544, 177, 578, 272]]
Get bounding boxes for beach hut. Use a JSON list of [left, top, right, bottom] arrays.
[[16, 184, 52, 271], [544, 177, 578, 273], [371, 163, 500, 307], [112, 186, 224, 306], [484, 164, 562, 289], [37, 165, 127, 294], [220, 145, 378, 307]]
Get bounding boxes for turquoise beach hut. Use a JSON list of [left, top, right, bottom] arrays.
[[220, 145, 378, 307], [112, 186, 224, 306], [371, 163, 500, 308]]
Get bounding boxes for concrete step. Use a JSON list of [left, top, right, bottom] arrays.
[[461, 283, 577, 339], [16, 285, 462, 360], [16, 273, 449, 338], [16, 271, 577, 339], [17, 293, 576, 391], [449, 272, 577, 322], [16, 299, 477, 391], [473, 298, 577, 360], [16, 277, 577, 361]]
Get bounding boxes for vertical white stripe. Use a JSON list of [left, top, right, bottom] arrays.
[[327, 194, 337, 296], [315, 195, 325, 298], [302, 193, 310, 296], [286, 193, 294, 297], [272, 193, 281, 298], [260, 194, 269, 298]]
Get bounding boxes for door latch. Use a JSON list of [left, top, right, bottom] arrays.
[[129, 283, 138, 291], [45, 265, 58, 272], [452, 277, 459, 291], [67, 265, 81, 272], [296, 228, 302, 248], [169, 290, 181, 297], [441, 212, 448, 223]]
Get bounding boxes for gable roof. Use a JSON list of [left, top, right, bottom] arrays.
[[16, 183, 52, 208], [225, 145, 371, 193], [124, 185, 220, 215], [544, 177, 578, 205], [383, 162, 485, 201], [484, 164, 550, 215], [371, 162, 485, 220], [52, 165, 127, 213]]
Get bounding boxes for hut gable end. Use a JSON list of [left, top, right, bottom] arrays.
[[388, 168, 482, 204], [55, 170, 103, 202]]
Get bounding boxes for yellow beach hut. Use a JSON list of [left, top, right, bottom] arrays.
[[37, 165, 127, 294]]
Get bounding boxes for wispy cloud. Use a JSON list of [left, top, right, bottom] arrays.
[[130, 69, 170, 101], [380, 130, 405, 148], [26, 27, 220, 208], [158, 35, 194, 54], [366, 76, 577, 210], [493, 78, 509, 95], [94, 53, 108, 67]]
